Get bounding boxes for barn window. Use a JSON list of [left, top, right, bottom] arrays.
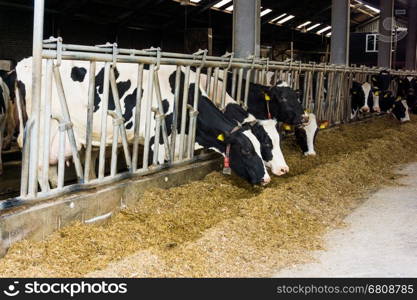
[[366, 34, 378, 53]]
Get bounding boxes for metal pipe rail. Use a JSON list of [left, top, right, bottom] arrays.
[[42, 42, 417, 76]]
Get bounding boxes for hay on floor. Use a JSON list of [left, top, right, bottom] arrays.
[[0, 115, 417, 277]]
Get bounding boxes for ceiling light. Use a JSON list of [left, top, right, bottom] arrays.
[[317, 26, 331, 34], [270, 13, 287, 23], [306, 23, 321, 31], [213, 0, 232, 8], [261, 8, 273, 17], [277, 15, 295, 24], [297, 21, 312, 29]]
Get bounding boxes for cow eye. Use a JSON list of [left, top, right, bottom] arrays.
[[264, 143, 272, 148], [241, 148, 252, 155]]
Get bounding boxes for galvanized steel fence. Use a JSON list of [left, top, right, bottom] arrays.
[[18, 35, 417, 201]]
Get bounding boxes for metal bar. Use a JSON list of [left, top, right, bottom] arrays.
[[170, 66, 181, 163], [212, 67, 220, 105], [236, 68, 244, 105], [40, 59, 53, 192], [84, 61, 96, 182], [27, 0, 45, 197], [110, 116, 119, 177], [187, 67, 202, 159], [98, 63, 111, 179], [109, 66, 132, 170], [231, 68, 237, 99], [153, 71, 171, 163], [142, 64, 155, 169], [52, 64, 84, 182], [132, 63, 144, 172], [152, 111, 161, 166], [244, 69, 252, 109], [178, 66, 190, 161], [42, 49, 417, 76], [206, 67, 212, 94], [57, 124, 66, 190], [20, 119, 34, 197]]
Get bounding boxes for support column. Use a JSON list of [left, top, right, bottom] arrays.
[[378, 0, 394, 68], [233, 0, 261, 58], [405, 0, 417, 70], [330, 0, 350, 65], [27, 0, 45, 197]]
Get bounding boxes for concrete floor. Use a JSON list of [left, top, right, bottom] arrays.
[[275, 163, 417, 278]]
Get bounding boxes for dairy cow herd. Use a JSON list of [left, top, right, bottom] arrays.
[[0, 59, 415, 186]]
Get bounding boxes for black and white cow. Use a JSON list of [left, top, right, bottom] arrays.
[[397, 76, 417, 114], [350, 81, 374, 119], [225, 76, 318, 156], [14, 58, 271, 186], [0, 76, 10, 175], [199, 74, 289, 176], [371, 71, 410, 122]]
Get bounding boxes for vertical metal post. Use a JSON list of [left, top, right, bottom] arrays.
[[84, 61, 96, 182], [378, 0, 394, 68], [27, 0, 45, 196], [170, 66, 181, 163], [330, 0, 350, 65], [41, 59, 53, 192], [132, 64, 144, 172], [233, 0, 261, 58], [142, 64, 155, 169], [98, 63, 111, 179], [178, 66, 190, 161]]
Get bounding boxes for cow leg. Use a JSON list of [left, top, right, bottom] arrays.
[[88, 150, 99, 180], [0, 120, 4, 176], [3, 102, 16, 150], [48, 165, 59, 188]]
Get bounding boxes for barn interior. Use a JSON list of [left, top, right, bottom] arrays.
[[0, 0, 417, 279]]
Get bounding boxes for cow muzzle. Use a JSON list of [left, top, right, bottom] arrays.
[[261, 174, 271, 186], [271, 166, 290, 176]]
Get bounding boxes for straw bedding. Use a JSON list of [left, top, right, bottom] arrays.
[[0, 115, 416, 277]]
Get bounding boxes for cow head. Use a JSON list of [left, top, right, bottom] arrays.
[[0, 70, 16, 100], [193, 88, 271, 185], [220, 126, 271, 185], [378, 91, 410, 123], [223, 103, 288, 176], [294, 113, 319, 156], [351, 81, 373, 115], [265, 81, 305, 125], [253, 119, 289, 176], [397, 76, 417, 114], [372, 70, 391, 91]]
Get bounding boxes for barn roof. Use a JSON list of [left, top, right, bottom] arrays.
[[0, 0, 409, 37]]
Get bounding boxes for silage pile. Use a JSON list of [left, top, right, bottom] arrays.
[[0, 115, 416, 277]]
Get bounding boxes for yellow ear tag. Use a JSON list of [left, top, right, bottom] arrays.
[[304, 109, 311, 114], [374, 91, 380, 96], [283, 124, 293, 131], [319, 121, 330, 129], [353, 91, 357, 95], [217, 134, 225, 142], [384, 94, 389, 98], [396, 96, 402, 101], [265, 94, 271, 101]]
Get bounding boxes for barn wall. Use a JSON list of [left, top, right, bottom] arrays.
[[0, 8, 187, 65]]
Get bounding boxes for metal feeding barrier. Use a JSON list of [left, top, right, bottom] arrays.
[[19, 30, 417, 201]]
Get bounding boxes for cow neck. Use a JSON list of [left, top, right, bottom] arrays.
[[223, 125, 241, 175]]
